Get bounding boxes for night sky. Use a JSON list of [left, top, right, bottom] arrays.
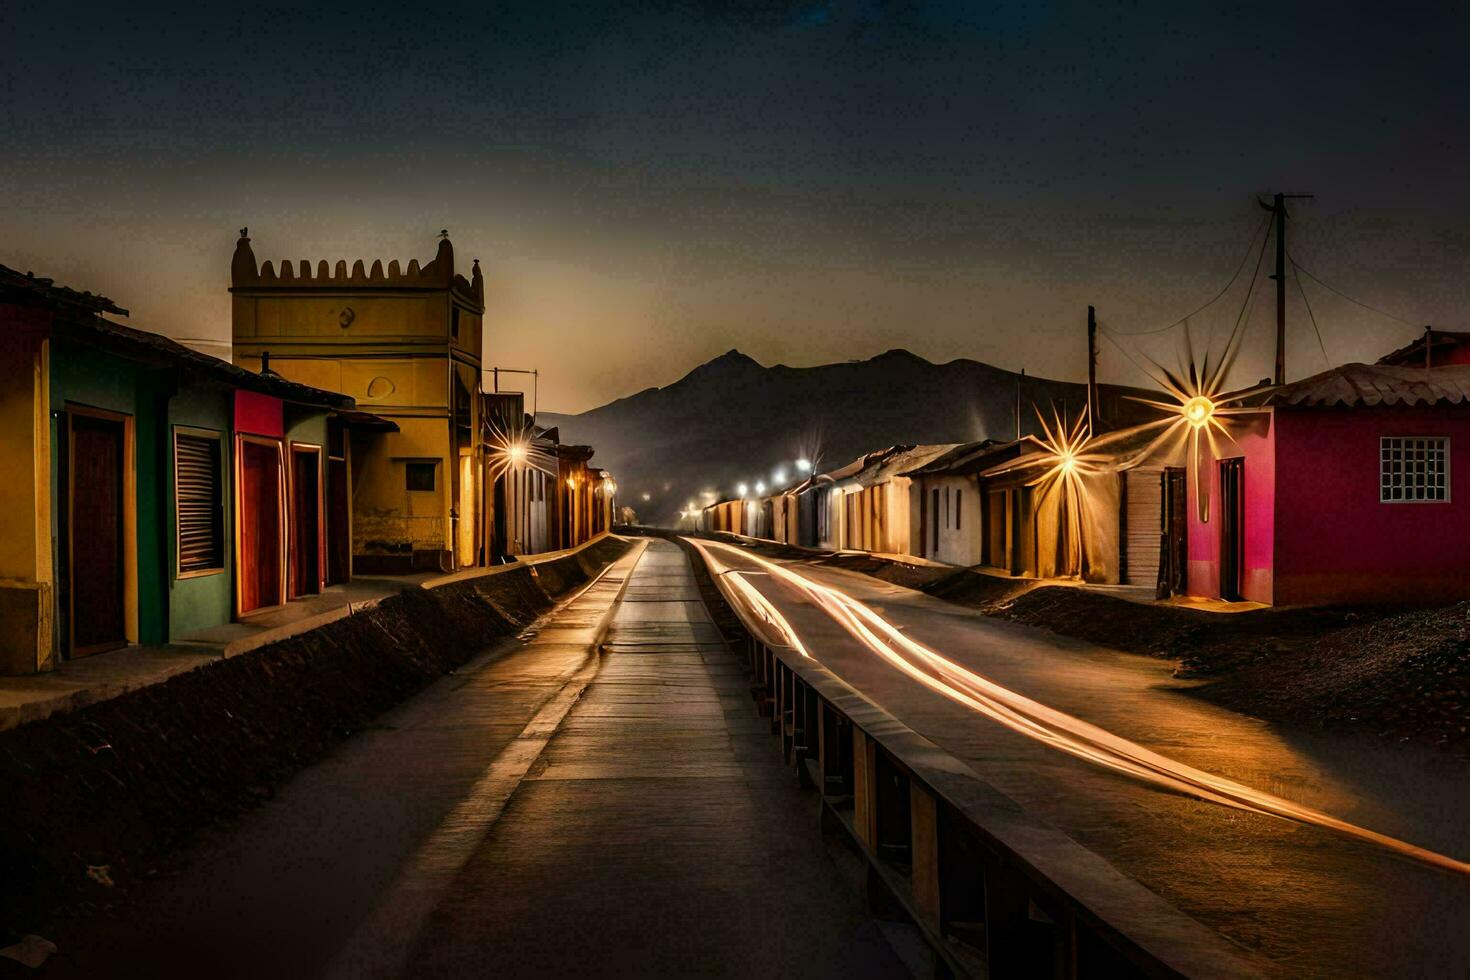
[[3, 1, 1467, 412]]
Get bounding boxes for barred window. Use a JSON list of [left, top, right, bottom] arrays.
[[1380, 437, 1448, 502], [175, 431, 224, 573]]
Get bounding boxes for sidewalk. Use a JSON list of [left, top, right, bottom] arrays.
[[0, 536, 614, 733], [399, 538, 906, 977]]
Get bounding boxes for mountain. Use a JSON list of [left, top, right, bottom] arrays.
[[540, 348, 1157, 526]]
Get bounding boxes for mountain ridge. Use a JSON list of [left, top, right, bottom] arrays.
[[542, 348, 1156, 525]]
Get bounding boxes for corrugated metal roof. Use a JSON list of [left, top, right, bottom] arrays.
[[854, 443, 961, 486], [1266, 363, 1470, 407]]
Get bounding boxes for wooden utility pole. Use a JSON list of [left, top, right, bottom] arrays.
[[1015, 368, 1024, 440], [1262, 191, 1313, 385], [1086, 305, 1099, 437]]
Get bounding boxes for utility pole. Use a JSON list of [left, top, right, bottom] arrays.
[[1086, 305, 1099, 438], [1015, 368, 1024, 440], [1262, 191, 1313, 385]]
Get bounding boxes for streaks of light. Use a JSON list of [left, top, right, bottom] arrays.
[[690, 538, 1469, 877]]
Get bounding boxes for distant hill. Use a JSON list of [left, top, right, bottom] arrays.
[[540, 348, 1158, 526]]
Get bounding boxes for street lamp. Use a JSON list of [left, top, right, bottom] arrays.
[[796, 458, 812, 473]]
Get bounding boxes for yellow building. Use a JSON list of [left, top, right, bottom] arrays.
[[230, 230, 485, 573]]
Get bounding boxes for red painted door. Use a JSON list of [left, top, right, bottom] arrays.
[[69, 414, 126, 656], [239, 440, 282, 613], [290, 449, 320, 598]]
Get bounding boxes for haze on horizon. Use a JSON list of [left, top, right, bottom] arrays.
[[3, 1, 1467, 413]]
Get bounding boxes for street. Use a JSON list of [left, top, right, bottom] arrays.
[[692, 539, 1470, 978]]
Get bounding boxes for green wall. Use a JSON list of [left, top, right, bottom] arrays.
[[166, 383, 234, 638], [49, 337, 169, 648]]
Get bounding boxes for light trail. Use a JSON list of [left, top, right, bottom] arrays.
[[688, 538, 1470, 877]]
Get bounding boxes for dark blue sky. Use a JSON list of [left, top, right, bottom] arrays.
[[3, 1, 1466, 410]]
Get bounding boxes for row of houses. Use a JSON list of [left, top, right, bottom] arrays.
[[0, 235, 615, 675], [704, 332, 1470, 607]]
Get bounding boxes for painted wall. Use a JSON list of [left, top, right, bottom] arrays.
[[1186, 414, 1275, 603], [913, 474, 983, 565], [166, 384, 234, 638], [50, 337, 169, 647], [1273, 405, 1470, 604], [0, 314, 53, 673]]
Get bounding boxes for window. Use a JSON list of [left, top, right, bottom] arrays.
[[956, 490, 962, 530], [1380, 437, 1448, 502], [175, 430, 223, 574], [406, 461, 436, 492]]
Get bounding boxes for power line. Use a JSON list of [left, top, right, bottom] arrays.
[[1100, 215, 1272, 337], [1288, 253, 1419, 328], [1291, 261, 1332, 368]]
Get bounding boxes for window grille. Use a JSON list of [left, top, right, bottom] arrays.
[[176, 432, 223, 572], [1380, 437, 1448, 502]]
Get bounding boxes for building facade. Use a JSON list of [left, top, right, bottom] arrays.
[[230, 230, 485, 573]]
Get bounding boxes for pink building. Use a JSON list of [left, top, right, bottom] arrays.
[[1188, 361, 1470, 605]]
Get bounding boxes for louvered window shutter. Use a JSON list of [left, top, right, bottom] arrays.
[[176, 434, 222, 571]]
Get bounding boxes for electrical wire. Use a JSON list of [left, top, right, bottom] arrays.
[[1288, 253, 1420, 328], [1100, 214, 1272, 336], [1291, 261, 1332, 368]]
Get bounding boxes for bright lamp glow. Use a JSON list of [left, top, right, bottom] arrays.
[[737, 482, 749, 497], [1183, 395, 1215, 427], [796, 458, 812, 472], [755, 480, 766, 494]]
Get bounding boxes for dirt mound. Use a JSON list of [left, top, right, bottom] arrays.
[[0, 541, 629, 944], [1209, 602, 1470, 752]]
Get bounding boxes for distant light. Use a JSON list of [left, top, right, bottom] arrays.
[[755, 481, 766, 494], [507, 443, 527, 464], [566, 477, 577, 489], [1060, 450, 1077, 474], [796, 458, 812, 473], [641, 492, 651, 502], [1183, 395, 1215, 428], [772, 468, 787, 484], [737, 482, 749, 497]]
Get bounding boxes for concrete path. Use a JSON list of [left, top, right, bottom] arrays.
[[46, 538, 905, 979], [398, 538, 905, 977]]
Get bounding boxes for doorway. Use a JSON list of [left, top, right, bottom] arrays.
[[1158, 467, 1188, 598], [238, 438, 283, 613], [326, 456, 349, 585], [290, 446, 321, 598], [1219, 457, 1245, 602], [67, 410, 128, 657]]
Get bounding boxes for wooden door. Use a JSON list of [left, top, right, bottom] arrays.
[[239, 439, 282, 613], [290, 448, 320, 598], [1219, 458, 1244, 601], [1158, 467, 1188, 598], [68, 413, 126, 656]]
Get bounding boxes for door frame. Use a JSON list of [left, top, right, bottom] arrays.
[[64, 403, 137, 657], [233, 434, 287, 616], [288, 442, 324, 598], [1218, 456, 1245, 602]]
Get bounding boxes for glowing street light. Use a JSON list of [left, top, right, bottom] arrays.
[[754, 480, 766, 495], [795, 458, 812, 473], [1183, 395, 1215, 427], [737, 482, 749, 497], [507, 443, 527, 464], [772, 468, 787, 485]]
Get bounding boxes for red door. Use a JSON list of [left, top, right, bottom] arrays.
[[68, 413, 127, 656], [239, 440, 282, 613], [290, 448, 320, 598]]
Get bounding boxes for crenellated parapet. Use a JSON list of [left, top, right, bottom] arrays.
[[230, 228, 484, 308]]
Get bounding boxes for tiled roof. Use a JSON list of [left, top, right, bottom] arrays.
[[1376, 330, 1470, 367], [1265, 363, 1470, 407], [1, 263, 353, 409]]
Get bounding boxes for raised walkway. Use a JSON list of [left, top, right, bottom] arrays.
[[47, 537, 904, 978]]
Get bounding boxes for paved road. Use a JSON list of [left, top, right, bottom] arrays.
[[45, 539, 906, 979], [695, 539, 1470, 978]]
